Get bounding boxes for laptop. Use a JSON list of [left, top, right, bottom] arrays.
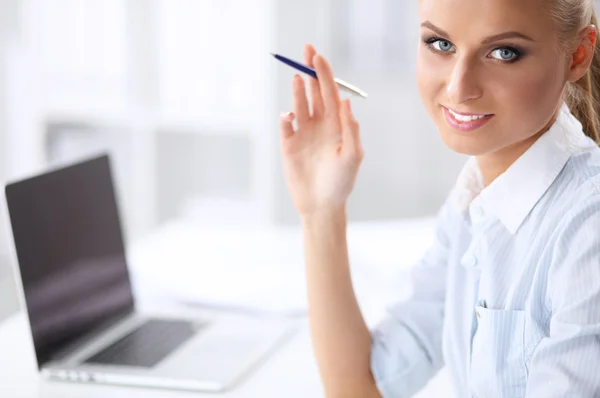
[[3, 154, 297, 392]]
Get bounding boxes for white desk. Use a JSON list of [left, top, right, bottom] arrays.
[[0, 310, 325, 398], [0, 218, 452, 397]]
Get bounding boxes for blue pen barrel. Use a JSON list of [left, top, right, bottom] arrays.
[[271, 52, 368, 98], [273, 54, 318, 79]]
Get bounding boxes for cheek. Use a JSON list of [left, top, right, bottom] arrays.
[[492, 63, 564, 131]]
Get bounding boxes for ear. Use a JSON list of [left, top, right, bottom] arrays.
[[567, 24, 597, 83]]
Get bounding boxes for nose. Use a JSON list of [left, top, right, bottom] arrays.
[[446, 57, 483, 105]]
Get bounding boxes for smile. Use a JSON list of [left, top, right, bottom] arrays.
[[443, 106, 494, 132]]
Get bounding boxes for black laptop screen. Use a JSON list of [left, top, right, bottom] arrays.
[[5, 155, 135, 366]]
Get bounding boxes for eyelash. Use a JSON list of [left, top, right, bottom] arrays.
[[423, 36, 524, 64]]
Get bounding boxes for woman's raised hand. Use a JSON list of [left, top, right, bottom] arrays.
[[279, 44, 364, 217]]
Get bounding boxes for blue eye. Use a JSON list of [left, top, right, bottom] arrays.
[[431, 39, 454, 52], [490, 48, 520, 61]]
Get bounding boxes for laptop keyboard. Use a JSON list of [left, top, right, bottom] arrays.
[[84, 319, 205, 368]]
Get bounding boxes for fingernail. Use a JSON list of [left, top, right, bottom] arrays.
[[280, 111, 294, 120]]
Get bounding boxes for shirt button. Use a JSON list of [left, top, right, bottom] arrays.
[[472, 205, 484, 219], [463, 254, 478, 268]]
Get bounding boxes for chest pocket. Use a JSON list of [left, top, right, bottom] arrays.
[[470, 307, 527, 398]]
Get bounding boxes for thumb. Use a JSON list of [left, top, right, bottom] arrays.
[[340, 99, 362, 154]]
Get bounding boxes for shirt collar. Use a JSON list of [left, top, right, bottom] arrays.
[[451, 102, 597, 234]]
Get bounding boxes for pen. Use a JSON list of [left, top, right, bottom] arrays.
[[270, 53, 368, 99]]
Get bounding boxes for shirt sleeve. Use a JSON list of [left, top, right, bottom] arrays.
[[370, 200, 452, 398], [525, 195, 600, 397]]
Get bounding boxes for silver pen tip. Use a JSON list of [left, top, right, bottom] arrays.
[[270, 52, 276, 57]]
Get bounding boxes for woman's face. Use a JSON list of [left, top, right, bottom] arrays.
[[416, 0, 570, 157]]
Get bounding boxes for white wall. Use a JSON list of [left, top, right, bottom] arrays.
[[0, 1, 467, 236], [271, 0, 467, 224]]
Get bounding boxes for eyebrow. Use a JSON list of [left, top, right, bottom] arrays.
[[420, 21, 535, 44]]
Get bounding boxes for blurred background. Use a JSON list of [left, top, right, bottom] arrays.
[[7, 2, 600, 396], [0, 1, 468, 322]]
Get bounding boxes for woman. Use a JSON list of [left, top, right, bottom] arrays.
[[279, 0, 600, 397]]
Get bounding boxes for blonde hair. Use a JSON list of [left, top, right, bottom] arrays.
[[549, 0, 600, 143]]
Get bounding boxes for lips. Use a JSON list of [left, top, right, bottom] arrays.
[[443, 106, 494, 133]]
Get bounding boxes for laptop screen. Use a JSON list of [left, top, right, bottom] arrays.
[[5, 155, 135, 367]]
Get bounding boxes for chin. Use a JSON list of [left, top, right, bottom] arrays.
[[438, 127, 493, 156]]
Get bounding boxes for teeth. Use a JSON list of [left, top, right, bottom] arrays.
[[448, 109, 486, 122]]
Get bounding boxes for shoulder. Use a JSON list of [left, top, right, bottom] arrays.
[[546, 166, 600, 263], [552, 151, 600, 238], [542, 147, 600, 227], [541, 156, 600, 306], [558, 146, 600, 193], [526, 148, 600, 263]]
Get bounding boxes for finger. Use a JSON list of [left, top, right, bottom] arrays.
[[279, 111, 296, 140], [303, 44, 324, 118], [340, 99, 362, 155], [313, 54, 341, 117], [292, 75, 310, 124]]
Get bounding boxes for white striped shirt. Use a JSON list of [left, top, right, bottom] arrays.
[[370, 102, 600, 398]]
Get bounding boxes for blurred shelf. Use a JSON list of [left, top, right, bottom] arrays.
[[41, 77, 129, 126], [156, 116, 260, 137]]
